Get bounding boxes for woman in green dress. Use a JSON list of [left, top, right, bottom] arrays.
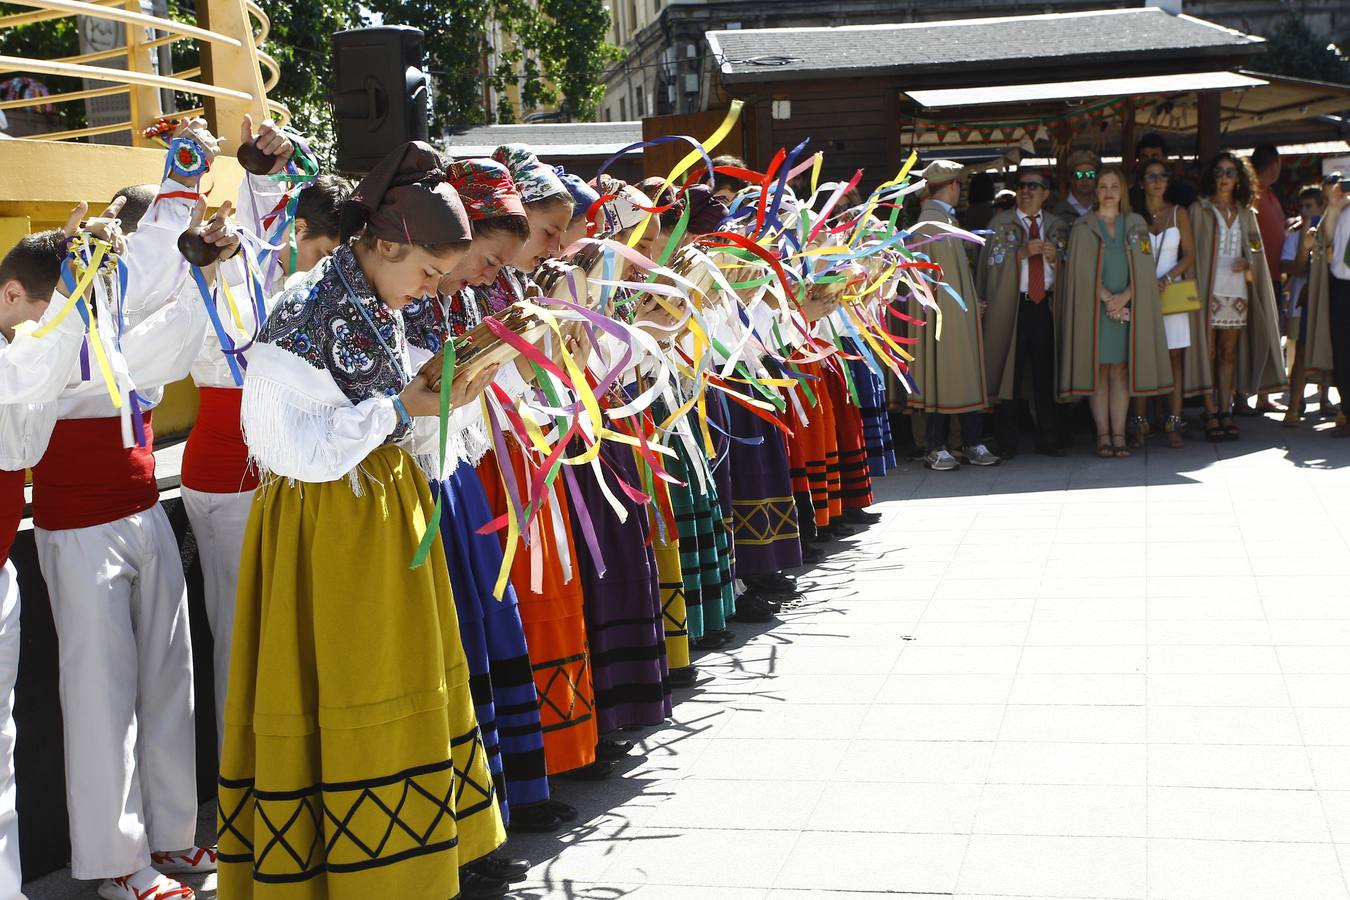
[[1059, 166, 1172, 457]]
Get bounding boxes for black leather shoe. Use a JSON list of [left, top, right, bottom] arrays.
[[668, 665, 698, 688], [728, 592, 778, 623], [456, 869, 509, 899], [558, 759, 617, 780], [597, 738, 635, 760], [541, 798, 577, 821], [505, 802, 562, 833], [842, 508, 883, 525], [800, 546, 825, 565], [746, 572, 796, 593], [469, 853, 530, 884], [694, 629, 735, 649]]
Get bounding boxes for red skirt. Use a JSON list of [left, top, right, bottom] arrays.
[[787, 361, 842, 528]]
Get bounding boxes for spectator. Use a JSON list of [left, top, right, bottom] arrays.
[[1190, 152, 1287, 441], [1305, 175, 1350, 436], [1281, 185, 1326, 426], [1251, 143, 1287, 414], [961, 172, 997, 231], [993, 188, 1017, 211], [1131, 157, 1198, 449], [1053, 149, 1099, 221], [709, 154, 750, 206], [1134, 132, 1198, 208], [1059, 165, 1173, 457]]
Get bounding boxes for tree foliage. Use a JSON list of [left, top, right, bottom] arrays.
[[538, 0, 623, 121], [1251, 14, 1350, 86]]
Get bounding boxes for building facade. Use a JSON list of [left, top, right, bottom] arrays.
[[599, 0, 1347, 123]]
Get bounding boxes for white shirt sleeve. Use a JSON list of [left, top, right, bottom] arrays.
[[120, 180, 196, 323], [0, 292, 87, 403], [240, 342, 400, 483]]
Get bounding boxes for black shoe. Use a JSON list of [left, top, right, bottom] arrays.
[[505, 802, 563, 833], [842, 508, 882, 525], [558, 759, 617, 781], [822, 522, 860, 538], [456, 869, 509, 899], [668, 665, 698, 688], [729, 592, 778, 623], [469, 853, 530, 884], [694, 629, 735, 649], [540, 798, 577, 821], [745, 572, 796, 593], [597, 737, 635, 760], [799, 546, 825, 565]]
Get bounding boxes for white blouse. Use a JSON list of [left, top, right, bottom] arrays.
[[1212, 209, 1247, 298], [0, 295, 87, 470]]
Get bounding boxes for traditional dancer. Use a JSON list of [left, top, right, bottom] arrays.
[[218, 142, 504, 899], [0, 201, 126, 899], [32, 121, 227, 900]]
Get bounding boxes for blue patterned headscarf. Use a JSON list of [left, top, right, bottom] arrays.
[[491, 144, 569, 205], [554, 166, 600, 221]]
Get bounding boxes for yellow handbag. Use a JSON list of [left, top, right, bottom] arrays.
[[1160, 279, 1201, 315]]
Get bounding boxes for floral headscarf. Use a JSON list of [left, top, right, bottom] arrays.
[[446, 158, 526, 221], [491, 144, 569, 205], [592, 173, 650, 233]]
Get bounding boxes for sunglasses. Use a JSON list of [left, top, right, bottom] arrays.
[[1017, 181, 1047, 191], [1145, 172, 1170, 183], [1214, 167, 1239, 178], [1073, 169, 1098, 180]]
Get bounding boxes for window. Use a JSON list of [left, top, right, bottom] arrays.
[[636, 90, 645, 117], [620, 96, 627, 120]]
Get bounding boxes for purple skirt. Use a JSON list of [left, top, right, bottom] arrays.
[[568, 439, 672, 734], [726, 387, 803, 576]]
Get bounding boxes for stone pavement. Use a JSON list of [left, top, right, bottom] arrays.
[[26, 412, 1350, 899]]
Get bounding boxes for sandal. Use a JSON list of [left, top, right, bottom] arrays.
[[1127, 415, 1149, 449], [1203, 412, 1225, 443], [1163, 415, 1185, 448], [1111, 434, 1131, 458], [1096, 433, 1114, 458], [1218, 412, 1240, 440]]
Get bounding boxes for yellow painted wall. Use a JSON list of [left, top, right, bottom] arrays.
[[0, 139, 245, 439]]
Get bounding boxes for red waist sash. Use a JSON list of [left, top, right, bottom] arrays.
[[0, 469, 24, 566], [182, 387, 259, 493], [31, 413, 158, 531]]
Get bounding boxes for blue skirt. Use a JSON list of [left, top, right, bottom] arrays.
[[846, 339, 896, 477], [438, 462, 550, 817]]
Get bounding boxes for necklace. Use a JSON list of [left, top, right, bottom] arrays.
[[334, 258, 410, 386]]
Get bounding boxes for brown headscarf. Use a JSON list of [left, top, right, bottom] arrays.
[[341, 141, 471, 245]]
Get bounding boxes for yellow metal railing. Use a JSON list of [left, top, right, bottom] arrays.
[[0, 0, 283, 146]]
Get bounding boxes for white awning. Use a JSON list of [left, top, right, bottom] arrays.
[[905, 71, 1267, 109]]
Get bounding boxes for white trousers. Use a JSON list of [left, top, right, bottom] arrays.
[[35, 507, 197, 880], [0, 563, 24, 898], [179, 487, 253, 747]]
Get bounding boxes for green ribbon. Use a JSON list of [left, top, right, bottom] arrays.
[[410, 338, 456, 569]]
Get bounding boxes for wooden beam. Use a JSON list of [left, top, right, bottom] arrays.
[[1, 0, 240, 46], [196, 0, 270, 150], [0, 55, 252, 101], [1196, 92, 1220, 166]]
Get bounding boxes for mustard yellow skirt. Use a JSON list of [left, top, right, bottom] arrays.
[[651, 513, 690, 671], [217, 444, 504, 899]]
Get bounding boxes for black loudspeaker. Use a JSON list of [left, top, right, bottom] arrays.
[[331, 25, 430, 175]]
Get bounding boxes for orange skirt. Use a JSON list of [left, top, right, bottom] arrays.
[[477, 442, 597, 775], [787, 360, 842, 528]]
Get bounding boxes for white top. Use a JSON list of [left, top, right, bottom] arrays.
[[56, 187, 204, 421], [1151, 207, 1181, 279], [1331, 206, 1350, 281], [1212, 208, 1246, 297], [190, 173, 298, 390], [1015, 209, 1056, 292], [0, 294, 88, 470], [240, 339, 452, 485]]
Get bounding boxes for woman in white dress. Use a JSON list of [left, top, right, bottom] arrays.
[[1133, 157, 1197, 448]]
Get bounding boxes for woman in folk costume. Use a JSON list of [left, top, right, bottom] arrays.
[[473, 146, 604, 789], [1189, 152, 1287, 441], [562, 175, 672, 751], [1058, 166, 1173, 458], [977, 167, 1070, 457], [1130, 156, 1199, 449], [218, 142, 505, 900], [906, 160, 998, 471], [690, 185, 806, 609], [184, 122, 355, 747], [401, 159, 564, 873]]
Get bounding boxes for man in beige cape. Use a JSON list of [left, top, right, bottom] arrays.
[[906, 160, 997, 470], [977, 166, 1070, 457], [1304, 179, 1350, 436]]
